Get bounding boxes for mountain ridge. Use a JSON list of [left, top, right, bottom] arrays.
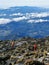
[[0, 6, 49, 40], [0, 21, 49, 40]]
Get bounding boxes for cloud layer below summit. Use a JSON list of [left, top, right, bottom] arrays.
[[0, 12, 49, 24]]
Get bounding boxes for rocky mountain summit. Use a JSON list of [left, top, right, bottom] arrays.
[[0, 37, 49, 65]]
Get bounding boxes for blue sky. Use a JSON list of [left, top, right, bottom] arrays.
[[0, 0, 49, 9]]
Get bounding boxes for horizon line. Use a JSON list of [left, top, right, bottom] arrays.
[[0, 6, 49, 9]]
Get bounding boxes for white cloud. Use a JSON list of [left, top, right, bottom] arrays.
[[35, 19, 48, 22], [0, 12, 49, 24], [0, 18, 11, 24], [31, 12, 49, 18], [0, 16, 28, 24], [28, 19, 48, 23], [36, 13, 49, 18], [12, 16, 27, 21], [10, 13, 23, 16], [28, 20, 34, 23]]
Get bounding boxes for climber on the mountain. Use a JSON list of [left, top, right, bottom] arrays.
[[11, 41, 15, 48], [33, 43, 37, 51]]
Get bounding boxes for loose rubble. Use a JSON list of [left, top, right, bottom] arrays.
[[0, 37, 49, 65]]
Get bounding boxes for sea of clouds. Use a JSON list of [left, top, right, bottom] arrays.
[[0, 12, 49, 24]]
